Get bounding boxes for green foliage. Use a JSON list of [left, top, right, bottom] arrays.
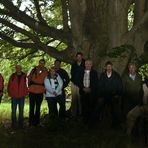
[[128, 3, 134, 30], [107, 44, 135, 58], [139, 64, 148, 81], [0, 0, 64, 62]]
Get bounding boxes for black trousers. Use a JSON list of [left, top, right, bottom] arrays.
[[103, 96, 121, 127], [80, 92, 94, 123], [29, 92, 43, 126], [46, 95, 65, 118]]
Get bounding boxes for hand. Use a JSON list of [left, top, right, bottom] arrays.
[[83, 88, 91, 93], [53, 91, 57, 96]]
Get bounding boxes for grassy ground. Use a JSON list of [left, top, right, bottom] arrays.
[[0, 100, 147, 148]]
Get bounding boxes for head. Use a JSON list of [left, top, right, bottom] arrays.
[[85, 59, 93, 70], [39, 59, 45, 68], [128, 63, 137, 75], [54, 59, 61, 71], [105, 61, 113, 73], [49, 67, 56, 77], [16, 65, 22, 74], [76, 52, 83, 63]]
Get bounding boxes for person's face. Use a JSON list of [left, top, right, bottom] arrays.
[[129, 64, 136, 75], [16, 65, 22, 73], [106, 64, 113, 73], [50, 68, 56, 77], [76, 54, 82, 63], [39, 60, 45, 68], [85, 60, 92, 70], [54, 61, 61, 70]]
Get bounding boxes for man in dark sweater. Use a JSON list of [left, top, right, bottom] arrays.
[[99, 61, 123, 128], [54, 59, 70, 118]]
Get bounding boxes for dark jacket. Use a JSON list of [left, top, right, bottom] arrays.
[[99, 70, 123, 98], [78, 69, 98, 100], [71, 59, 85, 86], [145, 76, 148, 87], [122, 73, 143, 106], [56, 68, 70, 88]]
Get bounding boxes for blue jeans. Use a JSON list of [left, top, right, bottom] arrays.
[[11, 97, 24, 127]]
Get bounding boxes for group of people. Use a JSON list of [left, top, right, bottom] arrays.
[[70, 52, 148, 134], [0, 52, 147, 135], [7, 59, 70, 128]]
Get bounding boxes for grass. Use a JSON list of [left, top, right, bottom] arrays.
[[0, 99, 48, 121], [0, 100, 147, 148]]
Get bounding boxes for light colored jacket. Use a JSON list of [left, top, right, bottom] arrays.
[[44, 74, 63, 97]]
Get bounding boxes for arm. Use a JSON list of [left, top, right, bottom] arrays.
[[7, 74, 13, 97], [55, 75, 63, 95], [0, 74, 4, 97], [117, 75, 123, 96], [44, 77, 54, 94], [62, 70, 70, 88]]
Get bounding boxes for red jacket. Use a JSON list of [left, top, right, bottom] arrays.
[[0, 74, 4, 96], [8, 72, 28, 98]]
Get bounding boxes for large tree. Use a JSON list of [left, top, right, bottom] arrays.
[[0, 0, 148, 74]]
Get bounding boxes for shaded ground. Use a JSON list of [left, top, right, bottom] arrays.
[[0, 116, 147, 148]]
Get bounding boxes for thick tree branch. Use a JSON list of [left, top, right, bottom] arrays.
[[123, 10, 148, 42], [46, 39, 55, 45], [61, 0, 70, 32], [0, 9, 9, 15], [0, 32, 37, 49], [0, 18, 40, 43], [134, 0, 145, 25], [127, 0, 135, 8], [0, 30, 72, 63], [0, 1, 70, 43], [18, 49, 37, 60], [144, 0, 148, 12], [33, 0, 47, 25], [39, 44, 73, 63]]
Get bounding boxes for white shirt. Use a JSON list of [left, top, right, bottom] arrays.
[[83, 70, 90, 88]]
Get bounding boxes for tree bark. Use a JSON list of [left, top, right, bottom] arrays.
[[0, 0, 148, 74]]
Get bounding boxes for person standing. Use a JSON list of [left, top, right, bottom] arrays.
[[70, 52, 85, 118], [8, 65, 28, 128], [78, 59, 98, 124], [122, 63, 143, 119], [44, 67, 63, 118], [27, 59, 48, 126], [54, 59, 70, 118], [0, 73, 4, 104], [99, 61, 123, 128], [126, 75, 148, 135]]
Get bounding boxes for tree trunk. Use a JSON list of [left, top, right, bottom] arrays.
[[69, 0, 134, 74], [0, 0, 148, 74]]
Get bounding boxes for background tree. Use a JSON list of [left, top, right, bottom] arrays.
[[0, 0, 148, 74]]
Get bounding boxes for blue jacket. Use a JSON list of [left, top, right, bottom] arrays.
[[44, 74, 63, 97]]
